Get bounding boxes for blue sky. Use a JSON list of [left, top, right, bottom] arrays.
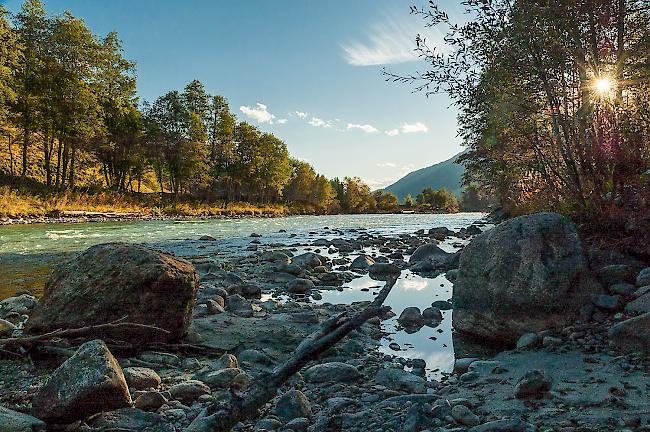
[[3, 0, 465, 189]]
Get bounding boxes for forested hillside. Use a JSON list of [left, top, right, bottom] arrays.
[[384, 152, 464, 201]]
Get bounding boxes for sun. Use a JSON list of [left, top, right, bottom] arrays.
[[595, 77, 613, 94]]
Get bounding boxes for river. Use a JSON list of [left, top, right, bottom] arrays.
[[0, 212, 486, 378]]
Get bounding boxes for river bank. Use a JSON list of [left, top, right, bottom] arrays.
[[0, 213, 649, 431]]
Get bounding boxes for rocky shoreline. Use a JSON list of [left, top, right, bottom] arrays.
[[1, 212, 649, 431]]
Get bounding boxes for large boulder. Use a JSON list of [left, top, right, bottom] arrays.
[[453, 213, 599, 344], [609, 313, 650, 353], [26, 243, 199, 343], [31, 340, 131, 423]]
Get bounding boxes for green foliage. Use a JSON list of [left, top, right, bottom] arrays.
[[403, 194, 415, 207], [416, 187, 459, 213], [372, 190, 399, 212], [396, 0, 650, 221], [459, 184, 492, 212]]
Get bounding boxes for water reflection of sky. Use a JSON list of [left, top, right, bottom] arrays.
[[317, 271, 455, 380]]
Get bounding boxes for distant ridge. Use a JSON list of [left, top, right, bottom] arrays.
[[384, 152, 465, 202]]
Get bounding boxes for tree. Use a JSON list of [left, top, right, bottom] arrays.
[[391, 0, 650, 222], [373, 190, 399, 212], [13, 0, 47, 179], [342, 177, 374, 213], [403, 194, 415, 207], [460, 184, 492, 212], [416, 187, 458, 213], [0, 6, 21, 175]]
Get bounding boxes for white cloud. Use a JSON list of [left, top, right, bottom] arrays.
[[341, 13, 446, 66], [309, 117, 330, 128], [347, 123, 379, 134], [377, 162, 397, 168], [365, 176, 401, 190], [277, 118, 288, 124], [385, 129, 400, 137], [400, 122, 428, 134], [239, 103, 276, 124], [294, 111, 308, 118]]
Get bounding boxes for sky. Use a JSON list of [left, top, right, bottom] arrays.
[[3, 0, 465, 189]]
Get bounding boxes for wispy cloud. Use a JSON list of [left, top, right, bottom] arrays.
[[385, 129, 400, 137], [277, 118, 288, 124], [309, 117, 330, 128], [341, 12, 445, 66], [240, 103, 276, 124], [347, 123, 379, 134], [377, 162, 397, 168], [400, 122, 428, 134], [293, 111, 308, 118]]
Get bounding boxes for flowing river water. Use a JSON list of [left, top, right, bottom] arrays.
[[0, 213, 486, 377]]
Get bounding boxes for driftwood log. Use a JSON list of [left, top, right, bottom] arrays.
[[188, 275, 399, 432], [0, 316, 170, 348]]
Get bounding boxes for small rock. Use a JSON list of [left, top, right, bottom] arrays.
[[398, 307, 424, 328], [374, 368, 427, 393], [516, 333, 540, 350], [350, 255, 375, 270], [123, 367, 161, 391], [168, 380, 211, 405], [275, 389, 312, 423], [451, 404, 480, 427], [134, 391, 167, 411], [287, 278, 315, 294], [304, 362, 360, 383], [514, 370, 552, 399], [591, 294, 621, 311]]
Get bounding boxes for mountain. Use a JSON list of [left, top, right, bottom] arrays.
[[384, 152, 465, 202]]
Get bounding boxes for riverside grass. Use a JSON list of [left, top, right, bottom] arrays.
[[0, 187, 292, 219]]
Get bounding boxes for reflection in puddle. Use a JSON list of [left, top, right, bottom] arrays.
[[317, 271, 454, 380]]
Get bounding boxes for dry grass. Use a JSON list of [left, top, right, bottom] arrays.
[[0, 187, 291, 219]]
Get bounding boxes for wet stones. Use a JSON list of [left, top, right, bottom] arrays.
[[31, 340, 132, 423], [398, 307, 424, 328], [287, 278, 315, 294], [514, 370, 552, 399], [368, 263, 401, 280], [350, 255, 375, 270]]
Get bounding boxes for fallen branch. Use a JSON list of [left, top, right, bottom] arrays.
[[188, 275, 399, 432], [0, 316, 170, 348]]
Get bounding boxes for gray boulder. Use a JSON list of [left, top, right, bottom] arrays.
[[625, 292, 650, 314], [304, 362, 360, 383], [291, 253, 323, 269], [637, 268, 650, 287], [26, 243, 199, 343], [609, 313, 650, 353], [374, 368, 426, 393], [31, 340, 131, 423], [453, 213, 600, 344], [0, 407, 45, 432]]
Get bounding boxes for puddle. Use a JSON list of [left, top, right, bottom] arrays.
[[314, 271, 454, 380]]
